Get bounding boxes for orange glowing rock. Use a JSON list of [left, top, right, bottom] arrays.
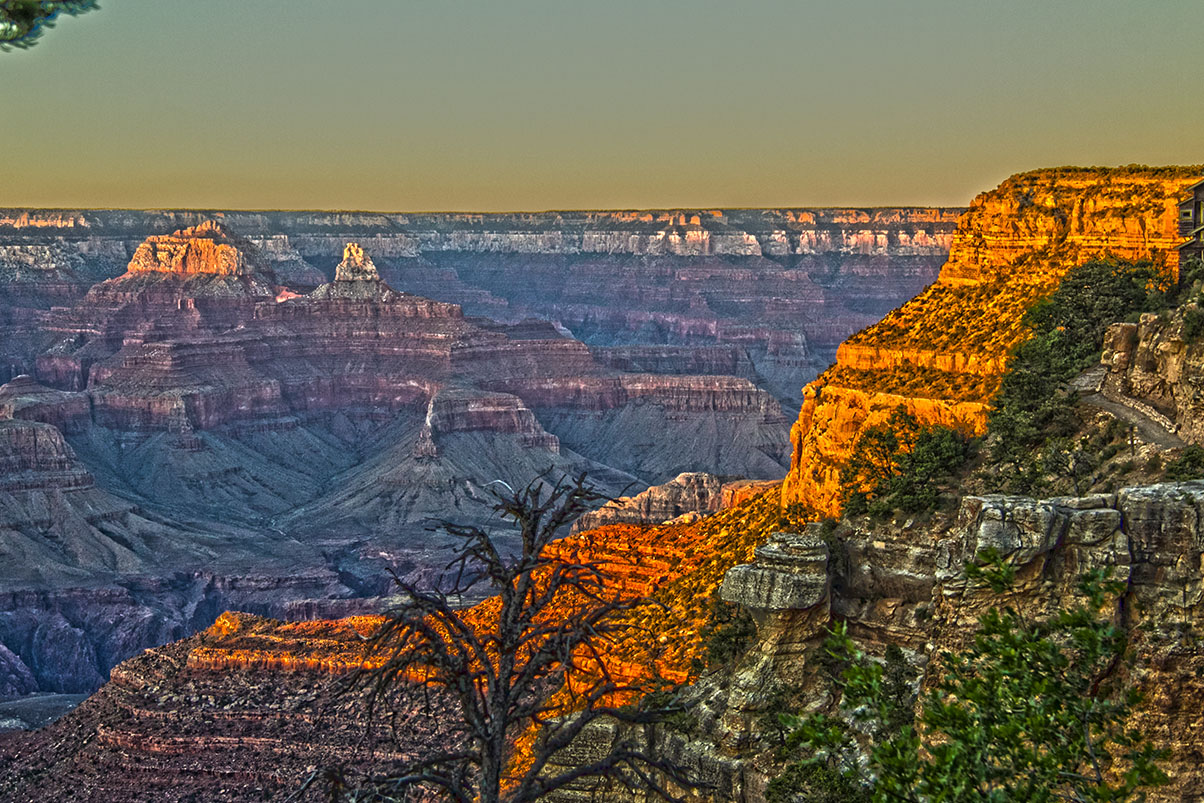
[[781, 165, 1204, 517], [126, 220, 249, 277]]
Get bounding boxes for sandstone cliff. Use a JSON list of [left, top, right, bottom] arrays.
[[1100, 301, 1204, 446], [573, 472, 729, 531], [15, 479, 1204, 800], [782, 166, 1204, 517]]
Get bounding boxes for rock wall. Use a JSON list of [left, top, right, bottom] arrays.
[[0, 228, 800, 696], [782, 166, 1204, 516], [0, 206, 957, 409], [16, 480, 1204, 800], [682, 483, 1204, 801], [573, 472, 728, 531], [1100, 304, 1204, 445]]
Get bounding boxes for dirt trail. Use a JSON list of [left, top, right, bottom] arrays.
[[1081, 392, 1185, 450]]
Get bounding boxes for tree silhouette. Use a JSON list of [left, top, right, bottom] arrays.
[[1, 0, 97, 50], [330, 472, 694, 802]]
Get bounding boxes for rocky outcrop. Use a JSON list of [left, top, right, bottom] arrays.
[[0, 375, 90, 434], [0, 614, 461, 802], [720, 530, 829, 616], [573, 472, 728, 531], [625, 483, 1204, 800], [308, 242, 403, 301], [125, 221, 249, 277], [21, 480, 1204, 800], [783, 166, 1204, 516], [1100, 305, 1204, 445], [416, 387, 560, 455]]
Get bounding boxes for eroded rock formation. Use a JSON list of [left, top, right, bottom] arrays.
[[0, 225, 800, 695], [14, 479, 1204, 800], [782, 166, 1204, 516], [0, 206, 956, 403], [1100, 305, 1204, 445]]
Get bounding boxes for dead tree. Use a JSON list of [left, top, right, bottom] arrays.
[[334, 472, 695, 803]]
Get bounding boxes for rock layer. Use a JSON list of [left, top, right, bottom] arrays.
[[1100, 306, 1204, 445], [782, 166, 1204, 516], [0, 207, 957, 406], [15, 481, 1204, 800], [0, 227, 799, 695]]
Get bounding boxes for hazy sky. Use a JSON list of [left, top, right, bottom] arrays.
[[3, 0, 1201, 211]]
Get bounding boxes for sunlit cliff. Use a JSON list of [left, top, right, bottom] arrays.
[[782, 165, 1204, 516]]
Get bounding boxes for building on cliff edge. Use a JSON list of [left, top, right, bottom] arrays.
[[1180, 177, 1204, 262]]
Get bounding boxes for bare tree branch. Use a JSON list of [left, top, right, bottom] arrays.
[[327, 471, 696, 802]]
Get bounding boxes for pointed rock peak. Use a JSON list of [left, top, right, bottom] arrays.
[[335, 242, 380, 282], [186, 219, 231, 238], [126, 220, 248, 277]]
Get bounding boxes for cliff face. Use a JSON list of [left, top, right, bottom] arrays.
[[573, 472, 728, 531], [1100, 305, 1204, 445], [125, 221, 248, 277], [0, 206, 956, 406], [16, 480, 1204, 800], [782, 166, 1204, 516], [0, 488, 790, 801], [0, 227, 801, 695], [662, 483, 1204, 801]]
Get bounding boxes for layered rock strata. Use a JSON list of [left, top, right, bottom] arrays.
[[0, 227, 795, 695], [17, 481, 1204, 800], [782, 166, 1204, 516], [0, 207, 957, 406], [571, 471, 779, 532]]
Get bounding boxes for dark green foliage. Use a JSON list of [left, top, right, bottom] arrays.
[[766, 761, 871, 803], [1165, 445, 1204, 481], [779, 502, 812, 531], [989, 258, 1167, 487], [698, 596, 756, 669], [1171, 257, 1204, 307], [757, 684, 807, 748], [778, 555, 1167, 803], [1182, 306, 1204, 341], [0, 0, 97, 49], [841, 409, 971, 517]]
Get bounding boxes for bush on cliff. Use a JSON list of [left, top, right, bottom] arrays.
[[840, 409, 972, 517], [697, 595, 756, 670], [776, 556, 1166, 803], [988, 257, 1167, 489], [1165, 445, 1204, 481]]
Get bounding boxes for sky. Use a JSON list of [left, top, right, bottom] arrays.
[[3, 0, 1202, 211]]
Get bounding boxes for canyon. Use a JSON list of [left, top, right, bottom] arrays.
[[8, 167, 1204, 801], [0, 207, 951, 697]]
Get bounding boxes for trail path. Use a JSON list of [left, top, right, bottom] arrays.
[[1080, 392, 1185, 450]]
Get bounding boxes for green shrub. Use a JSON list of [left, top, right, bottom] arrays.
[[778, 558, 1167, 802], [698, 596, 756, 669], [840, 409, 972, 517], [1182, 306, 1204, 341], [989, 258, 1166, 486], [1165, 445, 1204, 481]]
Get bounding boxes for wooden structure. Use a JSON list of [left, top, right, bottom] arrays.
[[1180, 177, 1204, 263]]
